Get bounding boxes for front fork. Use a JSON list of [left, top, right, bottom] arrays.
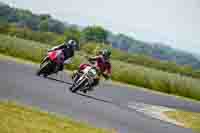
[[40, 56, 49, 67], [75, 74, 90, 89]]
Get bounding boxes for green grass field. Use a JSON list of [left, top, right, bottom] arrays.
[[0, 34, 200, 101], [165, 110, 200, 133], [0, 101, 114, 133], [111, 60, 200, 100]]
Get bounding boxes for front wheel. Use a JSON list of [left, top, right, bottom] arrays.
[[69, 77, 87, 93], [36, 60, 51, 76], [69, 83, 81, 93], [40, 56, 49, 68]]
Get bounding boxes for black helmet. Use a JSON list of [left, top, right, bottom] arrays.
[[102, 49, 111, 60]]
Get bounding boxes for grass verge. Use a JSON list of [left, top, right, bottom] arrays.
[[0, 34, 200, 101], [0, 101, 114, 133], [165, 110, 200, 133]]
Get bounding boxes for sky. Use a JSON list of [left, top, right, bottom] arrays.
[[1, 0, 200, 55]]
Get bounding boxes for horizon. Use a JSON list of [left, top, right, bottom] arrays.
[[1, 0, 200, 55]]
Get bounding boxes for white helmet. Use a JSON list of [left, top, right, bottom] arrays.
[[67, 39, 77, 49]]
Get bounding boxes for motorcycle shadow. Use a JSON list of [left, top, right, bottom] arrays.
[[76, 92, 113, 105], [46, 77, 72, 85], [44, 76, 115, 105]]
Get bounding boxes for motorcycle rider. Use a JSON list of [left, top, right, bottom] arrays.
[[73, 49, 112, 91], [48, 39, 78, 72]]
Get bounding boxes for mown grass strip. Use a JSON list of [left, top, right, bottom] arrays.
[[0, 101, 115, 133], [165, 110, 200, 133]]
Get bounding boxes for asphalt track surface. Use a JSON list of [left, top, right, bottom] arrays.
[[0, 59, 200, 133]]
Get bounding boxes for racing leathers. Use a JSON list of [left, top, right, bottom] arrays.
[[78, 55, 112, 90], [48, 43, 74, 71]]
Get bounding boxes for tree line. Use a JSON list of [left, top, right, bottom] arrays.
[[0, 2, 200, 79]]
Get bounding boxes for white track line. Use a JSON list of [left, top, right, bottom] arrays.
[[128, 101, 184, 127]]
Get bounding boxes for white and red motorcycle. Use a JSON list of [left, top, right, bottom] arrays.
[[69, 64, 99, 93]]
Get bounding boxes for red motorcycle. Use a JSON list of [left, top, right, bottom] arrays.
[[36, 49, 65, 77]]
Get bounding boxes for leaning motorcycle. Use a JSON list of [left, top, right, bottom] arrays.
[[69, 64, 99, 93], [36, 49, 65, 77]]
